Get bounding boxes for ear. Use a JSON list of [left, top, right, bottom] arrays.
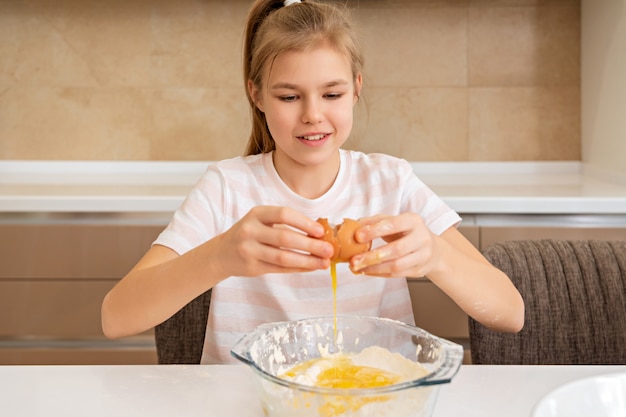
[[353, 73, 363, 104], [248, 79, 264, 112]]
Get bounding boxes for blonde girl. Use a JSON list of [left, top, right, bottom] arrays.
[[102, 0, 524, 364]]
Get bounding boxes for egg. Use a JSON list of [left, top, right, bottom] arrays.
[[317, 218, 371, 262]]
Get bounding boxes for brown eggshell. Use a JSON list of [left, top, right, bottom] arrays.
[[316, 218, 371, 263], [317, 218, 340, 261]]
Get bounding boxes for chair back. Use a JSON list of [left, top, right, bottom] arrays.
[[469, 239, 626, 365], [154, 289, 212, 364]]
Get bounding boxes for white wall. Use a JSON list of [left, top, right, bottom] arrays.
[[582, 0, 626, 177]]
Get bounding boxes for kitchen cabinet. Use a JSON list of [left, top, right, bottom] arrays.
[[0, 219, 163, 365], [1, 218, 480, 365], [3, 214, 623, 365]]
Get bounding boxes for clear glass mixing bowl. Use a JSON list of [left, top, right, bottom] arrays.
[[231, 316, 463, 417]]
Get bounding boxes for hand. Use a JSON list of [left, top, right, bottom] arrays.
[[210, 206, 334, 278], [350, 213, 440, 278]]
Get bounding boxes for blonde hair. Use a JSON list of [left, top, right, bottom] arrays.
[[243, 0, 364, 156]]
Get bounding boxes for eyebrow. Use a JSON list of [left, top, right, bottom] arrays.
[[270, 79, 350, 90]]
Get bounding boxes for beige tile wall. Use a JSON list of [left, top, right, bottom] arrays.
[[0, 0, 580, 161]]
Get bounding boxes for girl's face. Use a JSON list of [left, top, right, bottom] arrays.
[[250, 44, 362, 176]]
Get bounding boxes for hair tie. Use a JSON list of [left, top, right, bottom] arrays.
[[284, 0, 301, 6]]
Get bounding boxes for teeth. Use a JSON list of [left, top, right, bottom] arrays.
[[300, 134, 325, 141]]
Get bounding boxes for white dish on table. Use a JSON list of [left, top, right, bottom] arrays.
[[532, 372, 626, 417]]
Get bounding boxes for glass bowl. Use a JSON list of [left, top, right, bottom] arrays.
[[231, 315, 463, 417]]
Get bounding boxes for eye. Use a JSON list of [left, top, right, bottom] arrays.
[[278, 95, 298, 102], [324, 93, 344, 100]]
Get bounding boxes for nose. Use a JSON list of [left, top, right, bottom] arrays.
[[301, 97, 323, 124]]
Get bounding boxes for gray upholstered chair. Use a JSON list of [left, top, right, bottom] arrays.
[[154, 289, 212, 364], [468, 239, 626, 365]]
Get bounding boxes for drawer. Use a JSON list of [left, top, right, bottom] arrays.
[[458, 224, 479, 248], [0, 279, 153, 339], [0, 280, 157, 365], [408, 279, 469, 340], [0, 224, 162, 279]]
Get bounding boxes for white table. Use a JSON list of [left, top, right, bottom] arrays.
[[0, 364, 624, 416]]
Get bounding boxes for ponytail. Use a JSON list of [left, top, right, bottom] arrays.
[[243, 0, 284, 156]]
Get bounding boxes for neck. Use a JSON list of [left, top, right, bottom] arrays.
[[272, 150, 341, 199]]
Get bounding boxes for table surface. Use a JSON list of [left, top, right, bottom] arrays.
[[1, 364, 624, 417]]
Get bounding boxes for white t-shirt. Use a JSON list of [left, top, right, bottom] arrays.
[[154, 149, 461, 363]]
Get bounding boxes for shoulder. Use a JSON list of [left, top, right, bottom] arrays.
[[209, 154, 264, 174], [197, 154, 266, 183], [343, 150, 413, 178]]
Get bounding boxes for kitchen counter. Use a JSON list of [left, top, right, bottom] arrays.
[[1, 160, 626, 215], [0, 364, 624, 417]]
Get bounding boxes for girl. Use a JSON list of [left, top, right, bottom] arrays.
[[101, 0, 524, 364]]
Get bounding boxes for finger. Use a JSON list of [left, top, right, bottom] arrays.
[[261, 225, 334, 259], [355, 217, 401, 243], [258, 244, 331, 271], [250, 257, 328, 276], [352, 250, 423, 278], [255, 206, 325, 238], [350, 244, 394, 271], [351, 235, 417, 271], [356, 214, 388, 226]]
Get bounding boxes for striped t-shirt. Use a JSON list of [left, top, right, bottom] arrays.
[[154, 149, 461, 364]]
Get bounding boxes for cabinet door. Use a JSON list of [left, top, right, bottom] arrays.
[[408, 280, 469, 338], [0, 223, 163, 365], [458, 224, 479, 248], [0, 224, 162, 279], [0, 280, 117, 338]]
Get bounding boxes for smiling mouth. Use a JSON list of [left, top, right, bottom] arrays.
[[298, 133, 328, 141]]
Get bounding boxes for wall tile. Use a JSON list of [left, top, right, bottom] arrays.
[[0, 0, 581, 161], [148, 1, 249, 88], [354, 0, 468, 7], [471, 0, 578, 6], [356, 3, 467, 87], [148, 87, 250, 161], [468, 86, 580, 160], [469, 3, 580, 86], [351, 87, 468, 161], [0, 86, 151, 160], [0, 2, 99, 87]]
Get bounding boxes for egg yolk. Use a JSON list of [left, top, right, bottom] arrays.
[[280, 356, 401, 389], [317, 360, 401, 389], [280, 355, 403, 416]]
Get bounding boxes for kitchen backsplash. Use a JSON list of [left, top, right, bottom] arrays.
[[0, 0, 581, 161]]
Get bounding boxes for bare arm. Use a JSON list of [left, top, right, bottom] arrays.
[[101, 206, 334, 339], [351, 213, 524, 333], [101, 243, 220, 339]]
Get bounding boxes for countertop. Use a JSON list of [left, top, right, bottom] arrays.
[[1, 160, 626, 216], [0, 364, 624, 417]]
